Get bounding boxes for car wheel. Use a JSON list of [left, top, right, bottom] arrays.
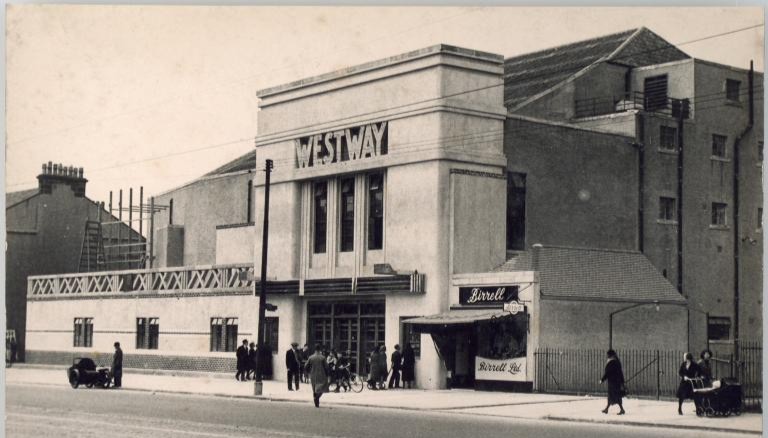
[[69, 370, 80, 389]]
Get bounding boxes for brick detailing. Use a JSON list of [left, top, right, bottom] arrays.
[[450, 169, 506, 179], [26, 350, 238, 373]]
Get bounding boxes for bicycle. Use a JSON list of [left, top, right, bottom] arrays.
[[328, 368, 364, 393]]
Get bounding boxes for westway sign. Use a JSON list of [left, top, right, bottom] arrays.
[[295, 121, 388, 169]]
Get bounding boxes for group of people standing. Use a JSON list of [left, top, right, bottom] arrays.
[[367, 344, 416, 390], [599, 348, 716, 416], [235, 339, 273, 381]]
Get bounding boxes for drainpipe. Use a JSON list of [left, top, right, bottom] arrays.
[[635, 113, 646, 253], [676, 108, 684, 294], [732, 61, 754, 360]]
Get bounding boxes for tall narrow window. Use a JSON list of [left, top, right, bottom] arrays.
[[313, 181, 328, 254], [711, 202, 728, 227], [726, 79, 741, 102], [659, 126, 677, 151], [73, 317, 93, 347], [264, 317, 279, 353], [340, 177, 355, 252], [758, 208, 763, 230], [506, 172, 527, 251], [210, 317, 238, 352], [367, 173, 384, 250], [712, 134, 727, 158], [169, 198, 174, 225], [644, 75, 668, 111], [136, 317, 159, 350], [659, 197, 676, 221], [247, 180, 253, 223]]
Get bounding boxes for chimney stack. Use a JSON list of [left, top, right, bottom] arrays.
[[37, 161, 88, 197]]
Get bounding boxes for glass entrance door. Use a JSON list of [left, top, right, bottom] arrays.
[[335, 318, 359, 373]]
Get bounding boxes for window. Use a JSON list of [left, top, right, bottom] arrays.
[[136, 317, 159, 350], [758, 208, 763, 230], [506, 172, 527, 251], [659, 197, 676, 221], [712, 134, 727, 158], [400, 317, 421, 358], [313, 181, 328, 254], [659, 126, 677, 151], [169, 198, 174, 225], [73, 317, 93, 347], [339, 177, 355, 252], [367, 173, 384, 250], [758, 141, 764, 163], [726, 79, 741, 102], [264, 317, 279, 353], [711, 202, 728, 227], [247, 180, 253, 223], [708, 316, 731, 341], [644, 75, 668, 111], [210, 317, 238, 352]]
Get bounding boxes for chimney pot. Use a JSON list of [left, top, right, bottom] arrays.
[[78, 167, 84, 178], [41, 163, 47, 173], [53, 163, 59, 174], [68, 165, 74, 177], [47, 161, 52, 174]]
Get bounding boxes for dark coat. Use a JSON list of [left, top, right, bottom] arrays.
[[306, 352, 329, 394], [248, 348, 257, 370], [391, 350, 403, 371], [677, 361, 701, 399], [236, 345, 248, 369], [600, 358, 625, 405], [376, 351, 388, 379], [402, 346, 415, 381], [286, 348, 301, 372], [112, 348, 123, 378]]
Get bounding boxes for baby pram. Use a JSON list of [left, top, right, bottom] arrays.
[[690, 377, 742, 417]]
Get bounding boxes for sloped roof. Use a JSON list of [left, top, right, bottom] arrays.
[[205, 150, 256, 176], [493, 246, 685, 304], [503, 27, 690, 110], [6, 188, 39, 209]]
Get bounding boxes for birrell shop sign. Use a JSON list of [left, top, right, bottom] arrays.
[[475, 356, 527, 382], [295, 121, 388, 169], [459, 286, 519, 306]]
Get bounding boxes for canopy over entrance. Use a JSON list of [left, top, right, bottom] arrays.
[[404, 309, 514, 333]]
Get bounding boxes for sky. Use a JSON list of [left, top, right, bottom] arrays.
[[5, 5, 764, 209]]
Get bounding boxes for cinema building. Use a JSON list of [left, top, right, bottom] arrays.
[[26, 28, 762, 391]]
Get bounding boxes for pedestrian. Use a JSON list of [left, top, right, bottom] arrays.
[[247, 342, 257, 380], [677, 352, 701, 415], [337, 351, 351, 391], [300, 344, 310, 383], [112, 342, 123, 389], [306, 344, 329, 408], [697, 349, 713, 386], [368, 346, 380, 390], [388, 344, 402, 389], [10, 337, 17, 366], [235, 339, 248, 381], [286, 342, 301, 391], [402, 343, 415, 389], [327, 349, 339, 392], [377, 345, 388, 390], [599, 349, 625, 415]]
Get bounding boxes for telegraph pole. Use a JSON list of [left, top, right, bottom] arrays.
[[254, 159, 273, 394]]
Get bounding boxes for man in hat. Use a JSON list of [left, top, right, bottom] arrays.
[[235, 339, 248, 381], [112, 342, 123, 388], [285, 341, 301, 390]]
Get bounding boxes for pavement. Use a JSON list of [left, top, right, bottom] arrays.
[[6, 364, 762, 435]]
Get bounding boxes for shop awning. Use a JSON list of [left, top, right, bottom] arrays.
[[403, 309, 512, 326]]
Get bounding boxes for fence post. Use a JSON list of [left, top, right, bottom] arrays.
[[655, 350, 660, 400]]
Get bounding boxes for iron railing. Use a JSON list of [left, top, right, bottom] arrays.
[[535, 344, 761, 411], [574, 91, 690, 119]]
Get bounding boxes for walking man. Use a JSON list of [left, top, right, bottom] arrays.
[[112, 342, 123, 388], [306, 344, 329, 408], [286, 342, 301, 391], [236, 339, 248, 381], [388, 344, 402, 389], [247, 342, 257, 380]]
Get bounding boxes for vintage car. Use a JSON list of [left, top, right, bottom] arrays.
[[67, 357, 111, 389]]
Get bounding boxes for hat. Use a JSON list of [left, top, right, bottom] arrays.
[[291, 342, 299, 347]]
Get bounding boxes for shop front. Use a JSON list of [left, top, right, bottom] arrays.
[[406, 279, 537, 392]]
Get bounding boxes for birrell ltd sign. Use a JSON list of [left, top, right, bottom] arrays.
[[295, 121, 388, 169], [459, 286, 519, 306], [475, 357, 527, 382]]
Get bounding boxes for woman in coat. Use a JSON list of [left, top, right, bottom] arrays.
[[401, 343, 416, 389], [677, 352, 701, 415], [377, 345, 389, 389], [697, 349, 713, 386], [305, 344, 329, 408], [368, 346, 381, 389], [599, 349, 626, 415]]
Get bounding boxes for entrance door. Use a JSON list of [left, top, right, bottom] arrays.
[[334, 318, 359, 373]]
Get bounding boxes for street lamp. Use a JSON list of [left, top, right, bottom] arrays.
[[609, 300, 660, 349]]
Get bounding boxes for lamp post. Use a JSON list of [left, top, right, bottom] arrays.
[[254, 159, 273, 396], [609, 300, 660, 349]]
